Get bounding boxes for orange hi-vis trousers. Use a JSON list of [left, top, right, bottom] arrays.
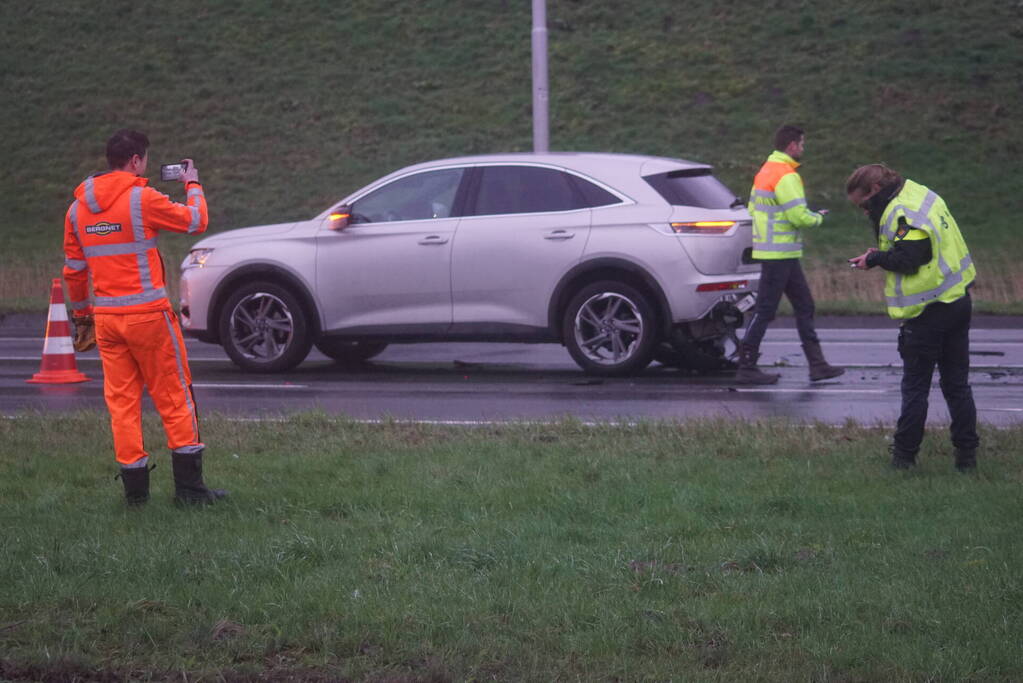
[[95, 310, 203, 466]]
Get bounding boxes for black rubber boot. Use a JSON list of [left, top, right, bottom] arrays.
[[172, 449, 228, 505], [734, 343, 780, 385], [954, 448, 977, 473], [802, 341, 845, 381], [118, 465, 151, 506], [890, 444, 916, 470]]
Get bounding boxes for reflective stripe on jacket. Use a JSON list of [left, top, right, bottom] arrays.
[[748, 151, 823, 260], [878, 180, 975, 320], [62, 171, 208, 315]]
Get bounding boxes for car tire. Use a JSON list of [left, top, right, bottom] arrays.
[[218, 281, 313, 372], [314, 339, 388, 364], [563, 281, 658, 376]]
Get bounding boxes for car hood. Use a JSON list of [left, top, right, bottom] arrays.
[[192, 221, 301, 249]]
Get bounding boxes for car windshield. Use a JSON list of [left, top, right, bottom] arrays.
[[643, 169, 737, 209]]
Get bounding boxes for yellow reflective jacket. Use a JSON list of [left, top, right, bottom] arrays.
[[748, 151, 823, 260], [878, 180, 975, 319]]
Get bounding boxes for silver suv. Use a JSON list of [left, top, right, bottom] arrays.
[[179, 153, 759, 376]]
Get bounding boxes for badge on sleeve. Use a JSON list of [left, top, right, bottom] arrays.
[[895, 218, 910, 240]]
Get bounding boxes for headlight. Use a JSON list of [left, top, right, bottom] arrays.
[[183, 248, 214, 269]]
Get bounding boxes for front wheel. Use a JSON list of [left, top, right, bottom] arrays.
[[562, 281, 658, 376], [218, 281, 313, 372]]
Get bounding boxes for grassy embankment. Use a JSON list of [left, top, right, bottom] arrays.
[[2, 415, 1022, 681], [3, 1, 1022, 313]]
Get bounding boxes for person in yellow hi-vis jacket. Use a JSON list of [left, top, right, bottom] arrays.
[[736, 124, 845, 384], [847, 163, 978, 472]]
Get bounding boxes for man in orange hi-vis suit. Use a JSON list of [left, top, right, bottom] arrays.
[[63, 129, 227, 506]]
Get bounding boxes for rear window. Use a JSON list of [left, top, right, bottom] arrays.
[[643, 168, 738, 209]]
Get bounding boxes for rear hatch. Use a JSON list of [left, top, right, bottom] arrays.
[[643, 167, 758, 275]]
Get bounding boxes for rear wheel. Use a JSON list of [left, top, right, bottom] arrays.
[[563, 281, 658, 376], [218, 281, 313, 372], [314, 338, 388, 364]]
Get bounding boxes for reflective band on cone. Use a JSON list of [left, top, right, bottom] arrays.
[[26, 278, 91, 384]]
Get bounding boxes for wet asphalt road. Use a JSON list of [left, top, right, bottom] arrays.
[[3, 314, 1021, 427]]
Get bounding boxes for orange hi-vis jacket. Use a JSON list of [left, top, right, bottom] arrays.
[[63, 171, 208, 316], [748, 151, 823, 260]]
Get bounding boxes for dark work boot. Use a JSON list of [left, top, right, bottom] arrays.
[[890, 444, 916, 470], [802, 341, 845, 382], [172, 449, 228, 505], [734, 343, 780, 385], [117, 464, 152, 506], [954, 448, 977, 473]]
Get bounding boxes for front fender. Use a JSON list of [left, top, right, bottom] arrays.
[[207, 263, 321, 343]]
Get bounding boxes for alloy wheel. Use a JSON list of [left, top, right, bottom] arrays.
[[572, 291, 645, 366], [228, 291, 295, 362]]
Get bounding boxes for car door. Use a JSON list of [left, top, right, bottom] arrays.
[[450, 165, 597, 330], [315, 167, 466, 334]]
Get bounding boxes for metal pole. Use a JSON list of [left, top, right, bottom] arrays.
[[531, 0, 549, 153]]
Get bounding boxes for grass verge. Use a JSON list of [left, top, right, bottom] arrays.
[[2, 414, 1022, 681]]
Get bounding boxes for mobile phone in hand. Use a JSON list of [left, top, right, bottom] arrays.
[[160, 161, 188, 181]]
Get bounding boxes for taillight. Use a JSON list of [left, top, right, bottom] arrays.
[[696, 280, 748, 292], [670, 221, 736, 234]]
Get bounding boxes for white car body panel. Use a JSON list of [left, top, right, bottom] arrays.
[[451, 208, 591, 328], [179, 233, 317, 335], [315, 217, 458, 330]]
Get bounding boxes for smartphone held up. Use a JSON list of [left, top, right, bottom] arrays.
[[160, 160, 189, 182]]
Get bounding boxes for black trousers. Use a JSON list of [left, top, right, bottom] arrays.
[[894, 293, 979, 456], [742, 258, 819, 349]]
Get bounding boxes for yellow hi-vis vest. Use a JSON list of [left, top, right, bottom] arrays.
[[748, 151, 824, 260], [878, 180, 975, 320]]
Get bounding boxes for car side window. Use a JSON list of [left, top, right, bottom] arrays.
[[472, 166, 585, 216], [569, 175, 621, 208], [350, 168, 465, 224]]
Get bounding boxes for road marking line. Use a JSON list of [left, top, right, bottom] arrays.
[[192, 383, 308, 389], [764, 341, 1023, 348], [731, 388, 890, 394], [5, 335, 1021, 345], [763, 363, 1023, 369], [220, 417, 592, 426], [4, 356, 1022, 370]]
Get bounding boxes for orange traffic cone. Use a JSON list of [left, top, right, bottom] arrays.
[[26, 278, 91, 384]]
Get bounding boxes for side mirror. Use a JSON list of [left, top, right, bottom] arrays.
[[328, 206, 351, 231]]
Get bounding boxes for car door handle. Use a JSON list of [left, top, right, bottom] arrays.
[[418, 235, 449, 245], [543, 230, 575, 241]]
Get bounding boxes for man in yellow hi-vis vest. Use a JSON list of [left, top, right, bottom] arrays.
[[736, 124, 845, 384], [847, 163, 978, 472]]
